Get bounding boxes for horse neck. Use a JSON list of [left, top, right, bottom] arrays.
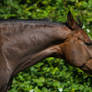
[[1, 21, 71, 71], [1, 22, 71, 54]]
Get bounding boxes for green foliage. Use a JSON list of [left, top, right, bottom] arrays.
[[9, 58, 92, 92], [0, 0, 92, 92]]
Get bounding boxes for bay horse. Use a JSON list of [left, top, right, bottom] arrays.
[[0, 12, 92, 92]]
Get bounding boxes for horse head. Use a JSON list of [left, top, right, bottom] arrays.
[[58, 31, 92, 74]]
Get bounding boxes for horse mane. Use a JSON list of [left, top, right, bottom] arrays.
[[0, 19, 66, 36]]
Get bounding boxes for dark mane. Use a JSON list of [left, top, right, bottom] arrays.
[[0, 19, 67, 36], [0, 19, 64, 26]]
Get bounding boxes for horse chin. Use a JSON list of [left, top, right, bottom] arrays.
[[86, 59, 92, 70], [80, 59, 92, 74]]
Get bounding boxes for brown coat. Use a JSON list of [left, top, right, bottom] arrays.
[[0, 12, 92, 92]]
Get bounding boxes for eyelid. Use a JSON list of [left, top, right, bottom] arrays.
[[85, 42, 92, 45]]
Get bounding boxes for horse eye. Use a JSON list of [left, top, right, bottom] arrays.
[[85, 42, 92, 46]]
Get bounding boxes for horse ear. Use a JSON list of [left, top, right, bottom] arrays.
[[67, 11, 80, 30], [77, 17, 83, 28]]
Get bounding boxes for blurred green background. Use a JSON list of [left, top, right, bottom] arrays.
[[0, 0, 92, 92]]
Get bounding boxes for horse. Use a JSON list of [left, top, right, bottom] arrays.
[[0, 12, 92, 92]]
